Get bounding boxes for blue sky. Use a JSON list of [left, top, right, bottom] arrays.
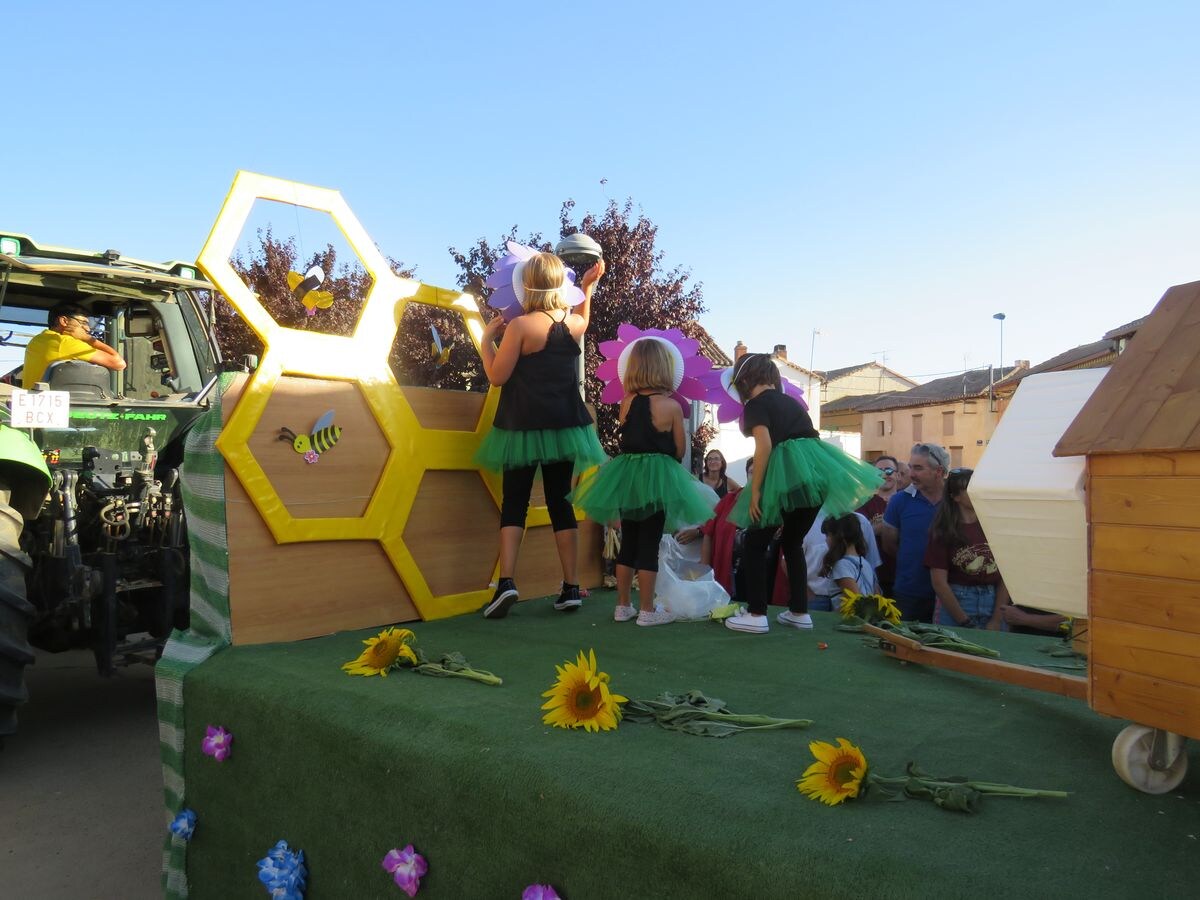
[[5, 1, 1198, 382]]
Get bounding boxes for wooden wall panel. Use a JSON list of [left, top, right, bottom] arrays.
[[514, 520, 603, 603], [1091, 524, 1200, 581], [401, 386, 487, 432], [1089, 451, 1200, 477], [1090, 619, 1200, 689], [1091, 664, 1200, 739], [403, 470, 500, 597], [1091, 571, 1200, 635], [1090, 476, 1200, 528]]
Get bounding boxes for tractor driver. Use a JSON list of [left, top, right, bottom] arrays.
[[23, 303, 127, 389]]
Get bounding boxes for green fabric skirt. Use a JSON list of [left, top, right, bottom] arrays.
[[474, 425, 608, 473], [568, 453, 718, 532], [729, 438, 883, 528]]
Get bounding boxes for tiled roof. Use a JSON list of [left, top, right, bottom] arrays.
[[683, 321, 733, 367], [1102, 316, 1149, 342], [821, 391, 898, 414], [857, 366, 1021, 411], [994, 339, 1116, 392], [814, 361, 919, 387]]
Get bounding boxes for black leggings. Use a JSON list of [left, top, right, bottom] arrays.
[[616, 512, 665, 572], [500, 461, 577, 531], [742, 506, 820, 615]]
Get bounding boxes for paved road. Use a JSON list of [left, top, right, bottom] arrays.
[[0, 649, 161, 899]]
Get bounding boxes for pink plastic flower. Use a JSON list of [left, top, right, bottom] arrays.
[[382, 845, 427, 897], [303, 449, 319, 464], [201, 725, 233, 762], [523, 886, 561, 900], [595, 324, 712, 412]]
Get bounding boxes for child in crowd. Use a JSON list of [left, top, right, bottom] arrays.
[[924, 468, 1009, 629], [569, 340, 716, 626], [724, 353, 883, 634], [818, 513, 878, 603], [476, 252, 606, 618]]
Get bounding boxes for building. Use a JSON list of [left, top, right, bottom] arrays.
[[814, 362, 917, 405]]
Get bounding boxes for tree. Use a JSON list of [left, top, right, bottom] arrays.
[[449, 200, 707, 452]]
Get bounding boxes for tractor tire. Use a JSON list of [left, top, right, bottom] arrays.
[[0, 490, 34, 740]]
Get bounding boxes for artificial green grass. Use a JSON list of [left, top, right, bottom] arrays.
[[180, 593, 1200, 899]]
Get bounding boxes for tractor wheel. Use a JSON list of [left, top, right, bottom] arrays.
[[0, 492, 34, 740]]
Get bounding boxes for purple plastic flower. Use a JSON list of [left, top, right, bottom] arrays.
[[257, 840, 307, 900], [701, 363, 809, 424], [303, 449, 319, 464], [382, 844, 427, 897], [169, 808, 196, 841], [484, 241, 585, 322], [595, 324, 712, 412], [201, 725, 233, 762], [522, 885, 561, 900]]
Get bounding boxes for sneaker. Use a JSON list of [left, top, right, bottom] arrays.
[[725, 612, 769, 634], [483, 583, 518, 619], [602, 575, 617, 589], [777, 610, 814, 630], [554, 584, 583, 612], [637, 607, 675, 627], [613, 604, 638, 623]]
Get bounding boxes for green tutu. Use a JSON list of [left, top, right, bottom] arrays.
[[568, 453, 718, 532], [474, 425, 607, 473], [729, 438, 883, 528]]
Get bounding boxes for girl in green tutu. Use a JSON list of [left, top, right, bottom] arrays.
[[724, 353, 882, 635], [475, 252, 607, 619], [569, 339, 717, 626]]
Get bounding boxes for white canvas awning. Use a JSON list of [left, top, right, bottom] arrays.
[[972, 369, 1107, 618]]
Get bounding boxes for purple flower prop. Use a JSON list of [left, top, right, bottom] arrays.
[[523, 885, 562, 900], [257, 840, 307, 900], [484, 241, 585, 322], [382, 844, 428, 897], [303, 449, 319, 465], [169, 808, 197, 841], [201, 725, 233, 762], [701, 363, 809, 424], [595, 324, 713, 412]]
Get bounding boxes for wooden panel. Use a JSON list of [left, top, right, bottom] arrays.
[[403, 470, 500, 597], [1091, 523, 1200, 581], [1089, 451, 1200, 477], [514, 520, 603, 601], [1091, 664, 1200, 739], [225, 471, 419, 645], [1092, 571, 1200, 635], [401, 386, 487, 431], [1090, 618, 1200, 688], [1090, 476, 1200, 527]]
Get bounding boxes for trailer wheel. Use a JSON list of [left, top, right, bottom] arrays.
[[1112, 724, 1189, 794], [0, 525, 34, 739]]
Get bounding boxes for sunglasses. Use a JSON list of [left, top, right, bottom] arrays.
[[950, 468, 974, 476], [877, 466, 896, 476]]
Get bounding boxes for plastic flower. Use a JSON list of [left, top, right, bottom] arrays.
[[303, 449, 319, 464], [541, 648, 627, 732], [523, 886, 561, 900], [595, 324, 712, 411], [201, 725, 233, 761], [169, 808, 196, 841], [484, 241, 585, 322], [257, 840, 307, 899], [703, 363, 809, 423], [797, 738, 868, 806], [382, 844, 427, 897], [342, 627, 418, 677]]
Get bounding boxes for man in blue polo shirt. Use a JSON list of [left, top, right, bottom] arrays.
[[880, 443, 949, 622]]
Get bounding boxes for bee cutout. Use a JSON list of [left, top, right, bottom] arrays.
[[287, 265, 335, 317], [279, 409, 342, 464], [429, 324, 452, 366]]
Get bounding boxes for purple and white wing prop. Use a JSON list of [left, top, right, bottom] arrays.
[[484, 241, 585, 322], [701, 365, 809, 424]]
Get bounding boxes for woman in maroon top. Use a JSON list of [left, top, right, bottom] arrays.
[[923, 468, 1010, 630]]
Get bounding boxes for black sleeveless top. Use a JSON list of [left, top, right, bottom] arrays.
[[619, 393, 676, 456], [493, 313, 594, 431]]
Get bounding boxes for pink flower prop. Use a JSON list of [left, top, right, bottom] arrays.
[[523, 886, 562, 900], [303, 449, 319, 464], [701, 364, 809, 424], [201, 725, 233, 762], [382, 845, 427, 897], [595, 323, 713, 413]]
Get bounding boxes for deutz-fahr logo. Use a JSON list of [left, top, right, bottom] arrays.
[[69, 410, 169, 421]]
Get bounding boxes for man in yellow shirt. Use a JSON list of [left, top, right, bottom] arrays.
[[22, 304, 127, 389]]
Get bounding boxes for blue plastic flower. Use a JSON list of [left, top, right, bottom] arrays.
[[169, 808, 197, 842], [257, 840, 307, 899]]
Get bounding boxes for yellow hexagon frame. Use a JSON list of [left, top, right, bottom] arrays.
[[197, 171, 550, 620]]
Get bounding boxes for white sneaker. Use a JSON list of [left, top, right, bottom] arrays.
[[636, 607, 675, 627], [777, 610, 814, 630], [613, 604, 638, 623], [725, 612, 769, 634]]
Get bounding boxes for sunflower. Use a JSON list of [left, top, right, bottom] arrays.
[[875, 595, 902, 624], [839, 591, 902, 625], [341, 627, 416, 677], [540, 649, 627, 732], [796, 738, 868, 806]]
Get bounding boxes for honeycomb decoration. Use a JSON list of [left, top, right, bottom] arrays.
[[198, 171, 566, 636]]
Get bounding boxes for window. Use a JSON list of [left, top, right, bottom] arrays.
[[877, 420, 885, 437], [912, 414, 923, 441], [963, 400, 978, 414], [943, 411, 954, 436], [950, 446, 963, 468]]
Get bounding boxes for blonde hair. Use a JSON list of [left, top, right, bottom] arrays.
[[623, 339, 675, 394], [521, 252, 570, 313]]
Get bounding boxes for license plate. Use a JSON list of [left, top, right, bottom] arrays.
[[10, 387, 71, 429]]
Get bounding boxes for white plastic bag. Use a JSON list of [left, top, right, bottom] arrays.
[[655, 535, 729, 620]]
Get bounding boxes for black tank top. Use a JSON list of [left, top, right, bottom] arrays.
[[619, 393, 676, 456], [493, 313, 594, 431]]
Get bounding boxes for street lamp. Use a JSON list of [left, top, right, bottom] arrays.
[[555, 234, 604, 401], [993, 313, 1006, 374], [809, 328, 821, 372]]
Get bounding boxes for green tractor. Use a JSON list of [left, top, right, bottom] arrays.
[[0, 232, 240, 739]]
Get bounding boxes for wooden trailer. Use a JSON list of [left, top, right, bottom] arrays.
[[1054, 279, 1200, 793]]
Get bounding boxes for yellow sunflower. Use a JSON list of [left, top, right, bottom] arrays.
[[876, 595, 902, 624], [839, 591, 862, 618], [341, 627, 416, 677], [540, 649, 627, 732], [796, 738, 868, 806]]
